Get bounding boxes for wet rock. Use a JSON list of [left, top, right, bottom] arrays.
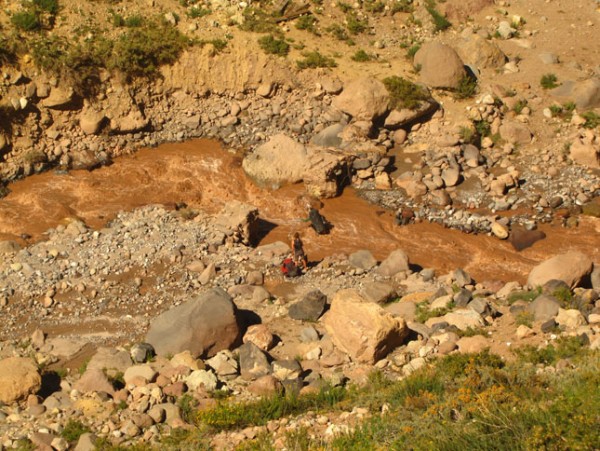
[[323, 289, 408, 363], [348, 249, 377, 270], [332, 78, 389, 121], [0, 357, 41, 404], [509, 226, 546, 251], [527, 252, 593, 289], [414, 42, 466, 89], [288, 290, 327, 321], [145, 288, 241, 358], [239, 342, 271, 381], [242, 134, 309, 188]]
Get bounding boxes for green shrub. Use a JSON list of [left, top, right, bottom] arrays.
[[383, 75, 431, 111], [581, 111, 600, 129], [33, 0, 59, 15], [178, 393, 199, 423], [258, 34, 289, 56], [346, 13, 367, 35], [350, 49, 371, 62], [425, 0, 451, 32], [110, 21, 188, 78], [188, 6, 211, 18], [296, 14, 318, 34], [540, 73, 559, 89], [11, 11, 41, 31], [455, 75, 478, 99], [60, 420, 90, 443], [406, 43, 420, 60], [199, 386, 346, 431], [336, 1, 353, 13], [514, 336, 588, 365], [390, 0, 414, 14], [513, 99, 528, 114], [364, 0, 385, 14], [296, 51, 337, 69], [240, 7, 279, 34], [506, 287, 541, 305], [515, 311, 534, 328], [326, 23, 349, 41]]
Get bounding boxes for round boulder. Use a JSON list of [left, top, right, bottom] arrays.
[[0, 357, 41, 404], [414, 42, 466, 89], [527, 251, 593, 289], [332, 78, 390, 121], [242, 134, 309, 188]]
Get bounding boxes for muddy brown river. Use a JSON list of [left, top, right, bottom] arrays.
[[1, 139, 599, 284]]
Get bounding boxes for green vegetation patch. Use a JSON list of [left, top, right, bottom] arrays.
[[296, 51, 337, 69], [295, 14, 319, 35], [540, 73, 559, 89], [454, 75, 478, 99], [258, 34, 290, 56], [350, 49, 372, 62], [425, 0, 451, 32], [581, 111, 600, 129], [60, 419, 90, 443], [383, 75, 431, 111]]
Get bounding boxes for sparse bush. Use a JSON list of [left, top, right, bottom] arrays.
[[60, 420, 90, 443], [178, 393, 199, 423], [513, 99, 528, 114], [383, 75, 431, 110], [406, 43, 420, 60], [326, 23, 349, 41], [110, 21, 188, 79], [11, 11, 42, 32], [581, 111, 600, 129], [296, 51, 337, 69], [187, 6, 211, 18], [337, 1, 353, 13], [33, 0, 59, 15], [390, 0, 414, 14], [295, 14, 319, 35], [346, 13, 367, 35], [364, 0, 385, 14], [425, 0, 451, 32], [258, 34, 289, 56], [455, 75, 478, 99], [540, 73, 559, 89], [515, 310, 534, 327], [239, 7, 279, 34], [351, 49, 372, 62]]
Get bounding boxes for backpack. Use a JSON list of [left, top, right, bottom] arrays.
[[309, 208, 330, 235], [281, 257, 301, 277]]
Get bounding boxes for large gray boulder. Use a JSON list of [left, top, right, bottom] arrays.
[[0, 357, 41, 404], [332, 78, 390, 121], [528, 295, 560, 322], [242, 134, 310, 188], [414, 42, 466, 89], [527, 252, 593, 289], [323, 289, 408, 363], [550, 78, 600, 111], [145, 288, 241, 358], [288, 290, 327, 321]]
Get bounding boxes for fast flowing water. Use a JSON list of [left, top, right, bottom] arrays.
[[1, 139, 598, 284]]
